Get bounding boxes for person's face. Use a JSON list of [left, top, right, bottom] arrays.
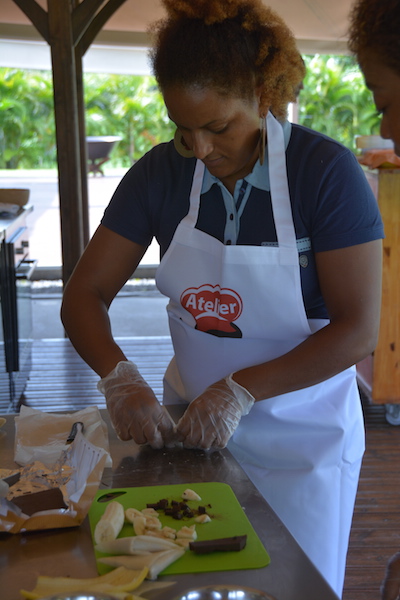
[[163, 85, 261, 191], [359, 48, 400, 156]]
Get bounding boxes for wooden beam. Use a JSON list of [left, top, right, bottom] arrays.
[[79, 0, 128, 55], [72, 0, 105, 46], [75, 45, 91, 246], [12, 0, 130, 284], [48, 0, 85, 283], [11, 0, 49, 42]]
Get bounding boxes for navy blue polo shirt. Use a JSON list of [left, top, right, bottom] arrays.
[[102, 122, 384, 319]]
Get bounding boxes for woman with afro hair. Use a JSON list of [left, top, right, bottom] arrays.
[[62, 1, 384, 594], [349, 0, 400, 155], [350, 4, 400, 598]]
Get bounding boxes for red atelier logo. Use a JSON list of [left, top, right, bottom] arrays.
[[180, 284, 243, 338]]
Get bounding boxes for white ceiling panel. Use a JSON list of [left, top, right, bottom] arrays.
[[0, 0, 354, 72]]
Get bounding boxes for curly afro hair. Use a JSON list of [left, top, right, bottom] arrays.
[[348, 0, 400, 75], [149, 0, 305, 120]]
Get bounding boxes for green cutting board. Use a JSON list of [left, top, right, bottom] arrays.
[[89, 482, 270, 576]]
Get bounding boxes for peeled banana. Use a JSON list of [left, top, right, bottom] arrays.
[[94, 500, 125, 544]]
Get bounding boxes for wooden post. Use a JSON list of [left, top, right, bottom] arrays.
[[372, 169, 400, 403], [48, 0, 85, 284], [12, 0, 128, 284], [75, 44, 90, 247]]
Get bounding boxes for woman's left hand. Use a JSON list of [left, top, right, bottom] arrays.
[[175, 375, 255, 450]]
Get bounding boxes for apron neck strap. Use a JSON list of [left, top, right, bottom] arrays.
[[184, 114, 297, 252], [266, 112, 297, 249], [185, 160, 204, 226]]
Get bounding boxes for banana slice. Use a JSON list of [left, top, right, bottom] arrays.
[[99, 548, 185, 580], [195, 514, 212, 524], [20, 566, 148, 599], [176, 524, 197, 540], [125, 508, 143, 523], [96, 534, 179, 555], [132, 515, 147, 536], [181, 488, 201, 501]]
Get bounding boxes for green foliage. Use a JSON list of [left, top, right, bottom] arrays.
[[0, 68, 174, 169], [298, 55, 381, 151], [84, 73, 174, 166], [0, 56, 382, 169], [0, 69, 55, 168]]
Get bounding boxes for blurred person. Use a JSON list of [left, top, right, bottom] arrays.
[[349, 2, 400, 598], [348, 0, 400, 155], [62, 1, 384, 594]]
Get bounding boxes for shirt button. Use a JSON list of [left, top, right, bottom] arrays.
[[226, 240, 232, 245], [229, 213, 234, 220]]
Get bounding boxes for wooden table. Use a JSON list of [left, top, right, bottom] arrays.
[[0, 409, 339, 600], [357, 168, 400, 415]]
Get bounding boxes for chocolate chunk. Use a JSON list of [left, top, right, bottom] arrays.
[[146, 498, 169, 510], [11, 488, 67, 516], [189, 535, 247, 554]]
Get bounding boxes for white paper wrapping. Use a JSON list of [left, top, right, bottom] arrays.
[[14, 405, 112, 468]]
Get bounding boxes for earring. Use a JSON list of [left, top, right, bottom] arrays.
[[174, 129, 194, 158], [259, 116, 266, 166]]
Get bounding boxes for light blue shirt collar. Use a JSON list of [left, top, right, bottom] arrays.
[[201, 119, 292, 195]]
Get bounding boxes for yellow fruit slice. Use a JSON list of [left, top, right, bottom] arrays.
[[103, 594, 148, 600], [20, 566, 148, 599]]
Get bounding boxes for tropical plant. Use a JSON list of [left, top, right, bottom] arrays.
[[298, 55, 381, 151], [0, 56, 383, 169], [0, 68, 55, 168], [84, 73, 174, 166]]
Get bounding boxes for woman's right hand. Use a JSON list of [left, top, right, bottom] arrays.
[[98, 361, 176, 449], [381, 552, 400, 600]]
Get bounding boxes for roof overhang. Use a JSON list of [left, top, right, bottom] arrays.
[[0, 0, 352, 74]]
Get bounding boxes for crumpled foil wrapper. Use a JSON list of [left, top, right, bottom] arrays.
[[0, 430, 108, 533], [6, 460, 73, 500]]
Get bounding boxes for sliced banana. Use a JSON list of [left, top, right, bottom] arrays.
[[125, 507, 143, 523], [132, 515, 147, 536], [141, 508, 159, 517], [95, 534, 178, 555], [98, 548, 185, 580], [176, 524, 197, 540], [195, 514, 212, 524], [161, 526, 177, 539], [145, 516, 162, 530], [94, 501, 125, 545], [181, 488, 201, 501], [174, 538, 191, 549]]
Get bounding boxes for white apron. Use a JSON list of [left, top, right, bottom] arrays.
[[156, 112, 365, 597]]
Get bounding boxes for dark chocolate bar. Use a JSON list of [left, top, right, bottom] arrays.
[[189, 534, 247, 554], [11, 487, 67, 516]]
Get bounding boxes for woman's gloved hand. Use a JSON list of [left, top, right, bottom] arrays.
[[381, 552, 400, 600], [97, 361, 175, 449], [175, 374, 255, 450]]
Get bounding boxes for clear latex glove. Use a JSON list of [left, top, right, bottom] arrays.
[[175, 374, 255, 450], [97, 361, 175, 449], [381, 552, 400, 600]]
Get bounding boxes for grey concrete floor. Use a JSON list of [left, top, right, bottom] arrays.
[[32, 283, 170, 339], [0, 170, 168, 340], [0, 169, 160, 269]]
